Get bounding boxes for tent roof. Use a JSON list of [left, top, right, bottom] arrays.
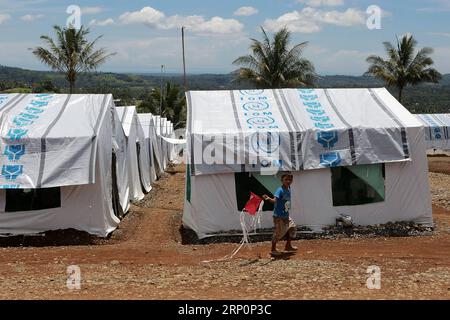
[[415, 113, 450, 150], [116, 106, 138, 137], [0, 93, 112, 188], [186, 88, 420, 175], [137, 113, 155, 140], [0, 93, 111, 139]]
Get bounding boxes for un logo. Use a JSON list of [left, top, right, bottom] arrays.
[[251, 131, 280, 154]]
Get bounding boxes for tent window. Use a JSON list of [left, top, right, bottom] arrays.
[[234, 172, 276, 212], [5, 187, 61, 212], [331, 164, 385, 206]]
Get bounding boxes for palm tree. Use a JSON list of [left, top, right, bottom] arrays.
[[32, 25, 115, 93], [366, 34, 441, 103], [138, 82, 186, 129], [233, 27, 317, 88]]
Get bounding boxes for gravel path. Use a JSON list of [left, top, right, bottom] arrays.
[[429, 172, 450, 210]]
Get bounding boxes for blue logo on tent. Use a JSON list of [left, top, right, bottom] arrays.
[[317, 131, 338, 148], [25, 106, 45, 114], [320, 152, 341, 167], [1, 165, 23, 180], [7, 128, 28, 141], [4, 145, 26, 161], [13, 116, 34, 127]]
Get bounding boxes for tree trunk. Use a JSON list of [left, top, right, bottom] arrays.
[[398, 86, 403, 103], [67, 70, 76, 94]]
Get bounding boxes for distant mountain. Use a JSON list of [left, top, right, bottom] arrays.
[[1, 65, 449, 113], [2, 64, 449, 90]]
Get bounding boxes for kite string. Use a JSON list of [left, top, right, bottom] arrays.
[[201, 200, 264, 264]]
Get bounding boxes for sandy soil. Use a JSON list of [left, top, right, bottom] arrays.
[[0, 162, 449, 300]]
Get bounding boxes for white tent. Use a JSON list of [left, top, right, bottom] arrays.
[[415, 114, 450, 151], [155, 116, 169, 170], [183, 88, 433, 238], [166, 120, 174, 161], [137, 113, 162, 181], [116, 106, 152, 201], [0, 93, 125, 236]]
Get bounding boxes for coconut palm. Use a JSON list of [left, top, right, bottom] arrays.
[[366, 34, 441, 103], [233, 27, 317, 88], [32, 25, 115, 93]]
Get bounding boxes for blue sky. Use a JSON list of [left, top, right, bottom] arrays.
[[0, 0, 449, 75]]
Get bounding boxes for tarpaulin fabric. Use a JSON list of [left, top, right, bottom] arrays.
[[415, 114, 450, 151], [0, 94, 122, 237], [0, 94, 113, 189], [186, 88, 419, 176]]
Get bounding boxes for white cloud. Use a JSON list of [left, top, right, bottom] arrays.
[[297, 0, 344, 7], [0, 13, 11, 24], [233, 6, 259, 16], [103, 33, 249, 73], [264, 7, 365, 33], [81, 7, 104, 15], [21, 14, 45, 21], [119, 6, 244, 35], [89, 18, 114, 27]]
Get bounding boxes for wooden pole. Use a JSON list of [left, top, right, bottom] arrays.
[[182, 26, 188, 92]]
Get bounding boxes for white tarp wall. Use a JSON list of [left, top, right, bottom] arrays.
[[154, 116, 165, 170], [183, 88, 433, 238], [156, 116, 169, 170], [0, 94, 121, 236], [415, 114, 450, 151], [116, 106, 152, 200], [137, 113, 158, 183]]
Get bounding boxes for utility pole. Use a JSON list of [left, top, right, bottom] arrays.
[[159, 64, 164, 116], [182, 26, 188, 92]]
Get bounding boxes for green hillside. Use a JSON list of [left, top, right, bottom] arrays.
[[1, 65, 449, 113]]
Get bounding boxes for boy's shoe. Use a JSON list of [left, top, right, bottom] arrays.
[[270, 250, 283, 257]]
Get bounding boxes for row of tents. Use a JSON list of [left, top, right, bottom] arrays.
[[0, 93, 177, 237], [0, 90, 447, 239]]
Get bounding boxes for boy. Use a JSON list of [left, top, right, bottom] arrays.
[[263, 173, 297, 256]]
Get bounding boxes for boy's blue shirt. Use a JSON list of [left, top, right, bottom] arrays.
[[273, 186, 291, 218]]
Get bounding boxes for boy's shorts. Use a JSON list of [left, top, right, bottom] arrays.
[[272, 216, 296, 241]]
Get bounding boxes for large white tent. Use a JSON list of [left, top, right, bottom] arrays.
[[415, 114, 450, 151], [116, 106, 152, 201], [183, 88, 433, 239], [0, 93, 126, 236]]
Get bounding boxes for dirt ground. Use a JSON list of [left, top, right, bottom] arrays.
[[0, 159, 449, 300], [428, 156, 450, 175]]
